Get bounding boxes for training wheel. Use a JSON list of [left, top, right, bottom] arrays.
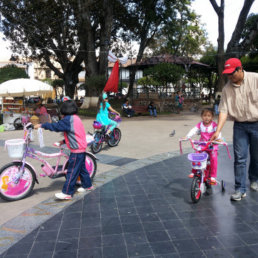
[[221, 180, 225, 192]]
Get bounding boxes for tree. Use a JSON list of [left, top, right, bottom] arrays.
[[0, 64, 28, 84], [209, 0, 255, 92], [121, 0, 195, 97], [239, 13, 258, 72], [0, 0, 83, 98], [144, 63, 184, 95], [149, 7, 207, 58]]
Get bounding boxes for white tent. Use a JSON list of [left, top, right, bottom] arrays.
[[0, 78, 53, 97]]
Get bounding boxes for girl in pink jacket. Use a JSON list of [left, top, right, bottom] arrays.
[[185, 109, 222, 184]]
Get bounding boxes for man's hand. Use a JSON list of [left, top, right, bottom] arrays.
[[210, 131, 220, 141], [34, 124, 41, 130]]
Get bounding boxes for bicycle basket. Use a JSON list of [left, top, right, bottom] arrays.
[[5, 139, 26, 158], [188, 153, 208, 169], [93, 121, 102, 129]]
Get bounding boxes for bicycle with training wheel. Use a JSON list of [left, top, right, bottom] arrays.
[[91, 113, 122, 154], [0, 123, 97, 201], [179, 138, 231, 203]]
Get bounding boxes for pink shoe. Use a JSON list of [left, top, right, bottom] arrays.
[[188, 173, 194, 178], [86, 186, 94, 191]]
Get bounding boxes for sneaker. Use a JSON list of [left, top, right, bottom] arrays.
[[210, 177, 216, 184], [86, 186, 94, 191], [230, 191, 246, 201], [77, 187, 86, 193], [250, 182, 258, 191], [188, 173, 194, 178], [55, 192, 72, 200]]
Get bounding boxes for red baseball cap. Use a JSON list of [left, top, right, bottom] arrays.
[[222, 58, 242, 74]]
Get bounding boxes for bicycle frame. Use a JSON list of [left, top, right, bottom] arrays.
[[179, 138, 231, 202], [15, 127, 69, 182]]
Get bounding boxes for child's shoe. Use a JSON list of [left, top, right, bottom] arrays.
[[77, 186, 94, 193], [188, 173, 194, 178], [55, 192, 72, 200], [210, 177, 216, 184], [77, 187, 86, 193]]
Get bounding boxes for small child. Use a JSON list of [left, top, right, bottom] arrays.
[[96, 93, 120, 137], [34, 99, 93, 200], [184, 108, 222, 184]]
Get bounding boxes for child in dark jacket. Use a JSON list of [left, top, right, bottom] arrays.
[[34, 100, 92, 200]]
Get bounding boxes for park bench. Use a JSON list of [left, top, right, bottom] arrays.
[[132, 105, 149, 115]]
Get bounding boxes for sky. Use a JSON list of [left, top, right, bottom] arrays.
[[0, 0, 258, 61]]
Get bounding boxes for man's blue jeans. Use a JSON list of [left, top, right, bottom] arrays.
[[233, 122, 258, 193]]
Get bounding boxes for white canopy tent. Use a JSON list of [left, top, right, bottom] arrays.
[[0, 78, 53, 97]]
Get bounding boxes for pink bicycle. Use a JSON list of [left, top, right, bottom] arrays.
[[179, 138, 231, 203], [0, 123, 97, 201]]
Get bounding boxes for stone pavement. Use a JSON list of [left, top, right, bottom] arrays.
[[1, 112, 258, 257]]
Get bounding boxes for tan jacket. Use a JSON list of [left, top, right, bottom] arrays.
[[219, 71, 258, 122]]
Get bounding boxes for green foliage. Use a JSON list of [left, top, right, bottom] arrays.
[[52, 79, 64, 88], [137, 76, 159, 87], [119, 81, 128, 89], [240, 13, 258, 72], [42, 78, 53, 85], [0, 64, 29, 84], [144, 63, 184, 86], [148, 2, 208, 58], [85, 75, 106, 96]]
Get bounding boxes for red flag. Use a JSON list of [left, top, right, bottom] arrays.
[[104, 60, 119, 93]]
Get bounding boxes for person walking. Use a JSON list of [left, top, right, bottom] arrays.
[[211, 58, 258, 201]]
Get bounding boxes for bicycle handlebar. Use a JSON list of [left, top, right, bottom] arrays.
[[179, 138, 231, 159]]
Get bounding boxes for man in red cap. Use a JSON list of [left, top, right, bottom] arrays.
[[211, 58, 258, 201]]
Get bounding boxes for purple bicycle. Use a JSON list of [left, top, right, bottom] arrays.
[[91, 113, 122, 154], [0, 123, 97, 201]]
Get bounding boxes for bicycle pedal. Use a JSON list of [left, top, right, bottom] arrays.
[[40, 173, 47, 177]]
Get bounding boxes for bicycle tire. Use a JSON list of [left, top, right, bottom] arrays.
[[65, 152, 97, 185], [85, 152, 97, 180], [91, 132, 103, 153], [0, 162, 36, 201], [13, 118, 23, 130], [191, 176, 202, 203], [108, 128, 121, 147]]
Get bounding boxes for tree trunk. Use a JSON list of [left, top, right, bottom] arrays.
[[226, 0, 255, 57]]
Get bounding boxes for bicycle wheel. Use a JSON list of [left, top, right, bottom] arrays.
[[13, 118, 23, 130], [0, 162, 36, 201], [85, 152, 97, 180], [191, 176, 202, 203], [91, 132, 103, 154], [108, 128, 121, 147]]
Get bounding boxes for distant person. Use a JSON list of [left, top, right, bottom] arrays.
[[214, 95, 221, 115], [148, 101, 157, 117], [122, 99, 135, 117], [210, 58, 258, 201], [35, 100, 51, 123], [175, 91, 184, 110]]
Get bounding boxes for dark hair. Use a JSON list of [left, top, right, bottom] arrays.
[[97, 94, 106, 112], [201, 108, 214, 117], [60, 100, 78, 115]]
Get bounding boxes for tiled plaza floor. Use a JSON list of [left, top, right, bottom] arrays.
[[1, 146, 258, 258]]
